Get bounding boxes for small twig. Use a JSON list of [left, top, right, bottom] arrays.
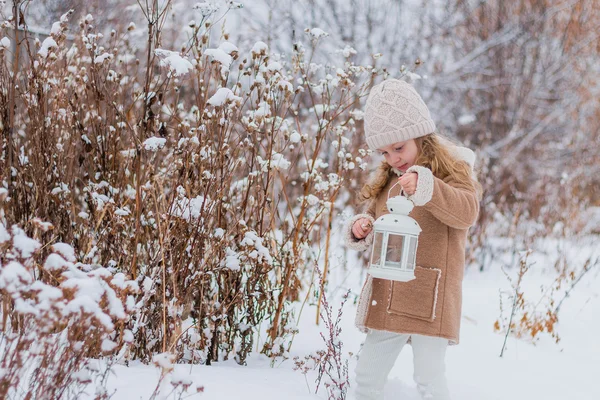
[[554, 256, 598, 315], [500, 250, 531, 357]]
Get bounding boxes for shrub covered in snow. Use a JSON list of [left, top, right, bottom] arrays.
[[0, 0, 376, 370], [0, 220, 138, 399]]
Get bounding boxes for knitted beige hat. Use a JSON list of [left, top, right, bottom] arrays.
[[364, 79, 436, 150]]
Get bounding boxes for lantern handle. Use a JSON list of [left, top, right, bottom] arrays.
[[387, 180, 407, 201]]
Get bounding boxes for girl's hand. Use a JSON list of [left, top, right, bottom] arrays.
[[398, 172, 418, 196], [352, 218, 373, 239]]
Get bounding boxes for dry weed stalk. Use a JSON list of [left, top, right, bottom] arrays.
[[293, 270, 351, 400], [495, 248, 597, 356]]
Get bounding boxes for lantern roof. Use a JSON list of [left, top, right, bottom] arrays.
[[372, 195, 422, 235], [373, 213, 422, 235]]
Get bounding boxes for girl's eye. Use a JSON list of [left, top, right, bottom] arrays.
[[395, 147, 403, 151]]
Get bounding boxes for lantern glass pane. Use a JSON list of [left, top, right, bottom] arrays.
[[384, 234, 404, 269], [370, 232, 383, 266], [406, 237, 417, 270]]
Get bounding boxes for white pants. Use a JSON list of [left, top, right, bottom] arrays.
[[354, 330, 451, 400]]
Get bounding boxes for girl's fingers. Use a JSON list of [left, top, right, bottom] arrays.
[[353, 224, 365, 238], [353, 219, 373, 239]]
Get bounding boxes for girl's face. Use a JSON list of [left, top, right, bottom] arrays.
[[377, 139, 418, 172]]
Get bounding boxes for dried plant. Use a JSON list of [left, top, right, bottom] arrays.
[[0, 0, 384, 375], [495, 249, 558, 357], [0, 206, 138, 398], [293, 271, 351, 400], [494, 250, 598, 356]]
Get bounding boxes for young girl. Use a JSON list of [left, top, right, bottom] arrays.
[[343, 79, 482, 400]]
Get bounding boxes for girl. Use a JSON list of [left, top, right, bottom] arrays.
[[343, 79, 482, 400]]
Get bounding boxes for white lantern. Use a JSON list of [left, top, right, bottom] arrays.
[[367, 183, 421, 282]]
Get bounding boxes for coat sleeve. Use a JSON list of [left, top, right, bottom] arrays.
[[342, 198, 377, 251], [406, 165, 479, 230]]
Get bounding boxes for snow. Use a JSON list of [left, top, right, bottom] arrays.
[[289, 131, 302, 143], [0, 261, 32, 292], [30, 281, 62, 303], [251, 41, 269, 56], [43, 253, 73, 271], [171, 369, 194, 386], [306, 28, 329, 39], [339, 45, 357, 58], [143, 137, 166, 151], [253, 101, 271, 118], [38, 37, 58, 58], [207, 87, 242, 106], [405, 71, 422, 80], [153, 352, 175, 372], [0, 222, 9, 243], [193, 2, 220, 16], [0, 37, 10, 49], [204, 48, 233, 69], [65, 296, 114, 330], [270, 153, 291, 170], [89, 356, 314, 399], [111, 273, 139, 292], [154, 49, 194, 77], [51, 21, 61, 36], [277, 80, 294, 93], [267, 61, 283, 72], [305, 194, 319, 206], [219, 41, 239, 54], [52, 242, 77, 262], [72, 369, 92, 384], [94, 53, 111, 64], [240, 231, 273, 264], [101, 339, 118, 352], [115, 207, 131, 216], [169, 192, 213, 222], [350, 110, 365, 121], [123, 330, 134, 343], [11, 226, 41, 258], [228, 1, 243, 9], [81, 236, 600, 400], [225, 248, 241, 271], [313, 104, 329, 115], [458, 114, 476, 125]]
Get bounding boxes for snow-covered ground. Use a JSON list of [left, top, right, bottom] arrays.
[[97, 238, 600, 400]]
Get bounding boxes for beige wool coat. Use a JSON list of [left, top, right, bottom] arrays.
[[343, 146, 479, 345]]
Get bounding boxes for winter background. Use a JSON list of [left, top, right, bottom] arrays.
[[0, 0, 599, 399]]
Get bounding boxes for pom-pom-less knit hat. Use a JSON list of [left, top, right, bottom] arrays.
[[363, 79, 436, 151]]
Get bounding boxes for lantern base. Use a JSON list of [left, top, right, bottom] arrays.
[[367, 268, 416, 282]]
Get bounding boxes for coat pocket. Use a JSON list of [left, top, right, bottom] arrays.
[[386, 266, 441, 322]]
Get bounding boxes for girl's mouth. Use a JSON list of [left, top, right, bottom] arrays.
[[398, 163, 409, 170]]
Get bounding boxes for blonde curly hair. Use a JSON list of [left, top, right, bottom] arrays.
[[357, 133, 482, 204]]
